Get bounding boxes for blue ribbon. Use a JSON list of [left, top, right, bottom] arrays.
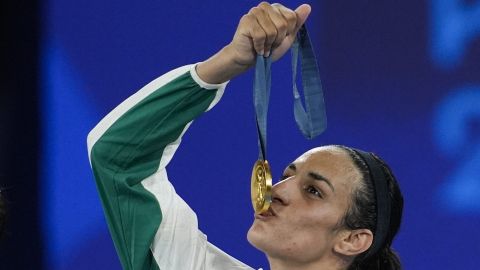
[[254, 25, 327, 160]]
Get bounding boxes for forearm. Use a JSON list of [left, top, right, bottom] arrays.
[[88, 65, 223, 181], [196, 45, 251, 84]]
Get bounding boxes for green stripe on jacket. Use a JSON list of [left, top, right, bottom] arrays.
[[90, 71, 218, 270]]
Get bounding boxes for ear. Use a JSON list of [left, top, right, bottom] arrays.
[[333, 229, 373, 256]]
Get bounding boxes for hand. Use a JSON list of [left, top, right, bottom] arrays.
[[197, 2, 311, 84], [228, 2, 311, 66]]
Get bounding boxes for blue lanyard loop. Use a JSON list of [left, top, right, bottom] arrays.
[[254, 54, 272, 160], [254, 25, 327, 161]]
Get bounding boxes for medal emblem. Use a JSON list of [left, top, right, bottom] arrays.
[[251, 160, 272, 213]]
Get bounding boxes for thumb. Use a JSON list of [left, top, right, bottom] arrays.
[[294, 4, 311, 32]]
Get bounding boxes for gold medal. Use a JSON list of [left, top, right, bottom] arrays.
[[251, 160, 272, 214]]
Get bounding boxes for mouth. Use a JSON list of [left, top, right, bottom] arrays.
[[254, 207, 276, 220]]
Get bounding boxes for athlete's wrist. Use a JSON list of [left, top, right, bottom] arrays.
[[196, 45, 251, 84]]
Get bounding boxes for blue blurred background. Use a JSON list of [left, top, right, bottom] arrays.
[[1, 0, 479, 269]]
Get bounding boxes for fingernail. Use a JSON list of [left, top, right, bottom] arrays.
[[265, 51, 270, 57]]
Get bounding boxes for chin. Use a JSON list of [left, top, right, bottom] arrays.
[[247, 220, 271, 253], [247, 224, 296, 262]]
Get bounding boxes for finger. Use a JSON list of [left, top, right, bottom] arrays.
[[243, 13, 268, 56], [293, 4, 311, 33], [272, 3, 297, 37], [259, 3, 288, 53], [250, 6, 277, 57]]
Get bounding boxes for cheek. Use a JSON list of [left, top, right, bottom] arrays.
[[281, 208, 344, 256], [290, 214, 336, 244], [248, 212, 340, 261], [247, 199, 347, 261], [268, 220, 332, 262], [297, 202, 344, 232]]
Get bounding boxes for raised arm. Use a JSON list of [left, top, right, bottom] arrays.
[[87, 3, 310, 270], [87, 64, 228, 269]]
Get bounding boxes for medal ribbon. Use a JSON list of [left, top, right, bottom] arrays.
[[254, 53, 272, 161], [291, 25, 327, 139], [254, 25, 327, 161]]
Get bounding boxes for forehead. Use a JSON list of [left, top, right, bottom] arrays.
[[292, 146, 361, 187]]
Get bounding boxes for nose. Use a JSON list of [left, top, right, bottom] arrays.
[[271, 177, 292, 206]]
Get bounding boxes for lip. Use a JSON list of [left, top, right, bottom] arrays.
[[254, 207, 276, 220]]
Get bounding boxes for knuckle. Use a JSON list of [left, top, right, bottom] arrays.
[[259, 1, 271, 8], [259, 2, 272, 13], [239, 15, 254, 27], [240, 14, 250, 22], [249, 7, 260, 15]]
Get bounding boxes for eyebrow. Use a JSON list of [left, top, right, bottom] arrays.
[[287, 163, 335, 193], [288, 163, 297, 171]]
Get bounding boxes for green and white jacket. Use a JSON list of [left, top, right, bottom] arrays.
[[87, 64, 255, 270]]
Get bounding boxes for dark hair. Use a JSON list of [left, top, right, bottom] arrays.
[[336, 145, 404, 270]]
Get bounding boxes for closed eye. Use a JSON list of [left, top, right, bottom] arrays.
[[304, 185, 323, 198]]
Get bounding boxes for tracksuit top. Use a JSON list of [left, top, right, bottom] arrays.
[[88, 64, 256, 270]]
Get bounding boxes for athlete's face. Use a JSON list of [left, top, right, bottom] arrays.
[[247, 146, 362, 265]]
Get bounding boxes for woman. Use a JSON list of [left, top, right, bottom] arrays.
[[87, 2, 403, 269]]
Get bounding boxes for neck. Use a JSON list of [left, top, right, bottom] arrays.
[[267, 254, 349, 270]]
